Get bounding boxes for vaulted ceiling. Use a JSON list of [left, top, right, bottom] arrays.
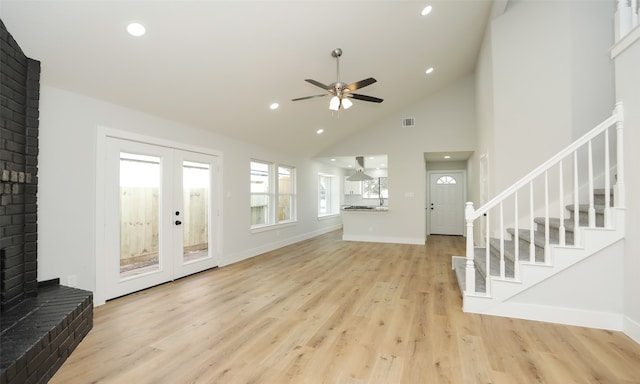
[[1, 1, 493, 157]]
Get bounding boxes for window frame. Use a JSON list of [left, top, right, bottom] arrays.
[[250, 159, 297, 231], [318, 173, 339, 218], [362, 177, 389, 200], [277, 164, 296, 224]]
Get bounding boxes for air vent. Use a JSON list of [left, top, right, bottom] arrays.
[[402, 117, 415, 127]]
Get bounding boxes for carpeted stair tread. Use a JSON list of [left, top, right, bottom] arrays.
[[489, 237, 539, 263], [593, 189, 615, 206], [532, 217, 576, 245], [568, 203, 608, 214], [507, 227, 558, 247], [534, 217, 578, 231]]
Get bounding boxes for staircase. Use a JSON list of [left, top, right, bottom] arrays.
[[452, 103, 626, 328]]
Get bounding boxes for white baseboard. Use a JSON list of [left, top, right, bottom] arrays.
[[222, 224, 343, 266], [483, 301, 624, 331], [342, 234, 425, 245], [624, 315, 640, 345]]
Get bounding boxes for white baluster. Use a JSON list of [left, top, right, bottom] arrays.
[[514, 192, 520, 279], [485, 210, 491, 296], [499, 202, 505, 279], [544, 171, 550, 263], [464, 202, 476, 294], [588, 141, 596, 227], [529, 181, 535, 263], [604, 127, 611, 228], [559, 160, 566, 246], [573, 151, 580, 246]]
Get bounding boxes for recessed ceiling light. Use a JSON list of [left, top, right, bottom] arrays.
[[126, 22, 146, 37], [316, 129, 324, 134], [270, 103, 279, 110], [426, 67, 434, 75], [330, 158, 336, 162], [421, 5, 433, 16], [444, 155, 451, 159]]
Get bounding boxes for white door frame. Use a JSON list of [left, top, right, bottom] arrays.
[[426, 170, 467, 236], [95, 126, 222, 306]]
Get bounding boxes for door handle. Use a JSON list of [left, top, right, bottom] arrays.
[[175, 220, 182, 225]]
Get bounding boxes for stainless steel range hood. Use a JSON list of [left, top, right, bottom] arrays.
[[347, 156, 373, 181]]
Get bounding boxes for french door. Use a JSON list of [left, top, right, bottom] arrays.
[[104, 137, 219, 300]]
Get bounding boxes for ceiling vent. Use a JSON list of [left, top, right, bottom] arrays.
[[402, 117, 415, 128]]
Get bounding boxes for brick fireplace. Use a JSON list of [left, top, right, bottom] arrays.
[[1, 19, 93, 384]]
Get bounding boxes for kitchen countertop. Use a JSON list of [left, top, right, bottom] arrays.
[[341, 206, 389, 212]]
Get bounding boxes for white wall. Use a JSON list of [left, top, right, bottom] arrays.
[[488, 1, 615, 193], [318, 74, 477, 243], [613, 31, 640, 343], [473, 21, 496, 207], [509, 240, 625, 329], [38, 85, 343, 304]]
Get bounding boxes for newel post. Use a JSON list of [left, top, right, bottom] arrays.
[[465, 202, 476, 294], [615, 102, 626, 209]]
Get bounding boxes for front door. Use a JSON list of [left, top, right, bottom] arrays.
[[429, 171, 465, 235], [104, 138, 219, 300]]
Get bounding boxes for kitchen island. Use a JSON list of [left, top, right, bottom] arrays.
[[341, 205, 390, 242]]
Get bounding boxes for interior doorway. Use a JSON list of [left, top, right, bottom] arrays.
[[427, 170, 466, 236]]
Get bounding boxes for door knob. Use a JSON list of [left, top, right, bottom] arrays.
[[175, 220, 182, 225]]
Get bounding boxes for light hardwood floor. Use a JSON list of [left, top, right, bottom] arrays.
[[50, 231, 640, 383]]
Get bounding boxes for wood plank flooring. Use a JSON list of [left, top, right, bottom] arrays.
[[50, 231, 640, 383]]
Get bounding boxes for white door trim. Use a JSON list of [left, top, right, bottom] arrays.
[[426, 170, 467, 236], [95, 126, 223, 305]]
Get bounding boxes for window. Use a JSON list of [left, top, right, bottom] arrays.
[[318, 174, 339, 217], [278, 165, 295, 222], [363, 177, 389, 199], [436, 176, 457, 184], [250, 160, 270, 226], [250, 160, 296, 228]]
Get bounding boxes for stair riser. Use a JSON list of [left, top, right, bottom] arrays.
[[594, 193, 614, 207], [534, 224, 575, 245], [474, 247, 515, 279], [514, 237, 544, 261], [569, 211, 605, 227]]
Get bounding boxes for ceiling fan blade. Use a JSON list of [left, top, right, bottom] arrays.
[[350, 93, 384, 103], [305, 79, 330, 90], [292, 94, 328, 102], [346, 77, 377, 91]]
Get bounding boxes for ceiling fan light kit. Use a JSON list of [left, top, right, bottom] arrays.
[[292, 48, 383, 111]]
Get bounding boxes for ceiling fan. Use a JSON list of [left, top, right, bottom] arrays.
[[292, 48, 383, 111]]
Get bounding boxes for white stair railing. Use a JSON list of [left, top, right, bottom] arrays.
[[464, 103, 625, 295]]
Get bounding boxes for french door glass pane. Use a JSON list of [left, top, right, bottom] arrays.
[[183, 161, 210, 263], [119, 153, 161, 279]]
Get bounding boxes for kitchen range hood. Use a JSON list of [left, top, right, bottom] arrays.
[[347, 156, 373, 181]]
